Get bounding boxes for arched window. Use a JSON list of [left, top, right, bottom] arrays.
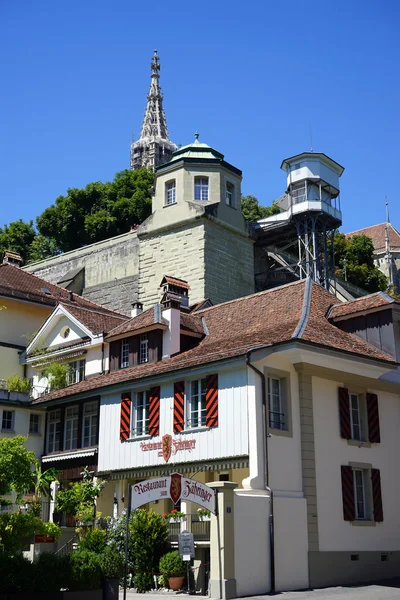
[[194, 177, 209, 201]]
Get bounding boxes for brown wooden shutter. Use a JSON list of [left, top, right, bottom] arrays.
[[173, 381, 185, 433], [148, 330, 163, 363], [120, 392, 131, 441], [148, 386, 160, 437], [129, 336, 139, 367], [206, 374, 219, 428], [341, 465, 355, 521], [372, 468, 383, 522], [338, 387, 351, 439], [110, 341, 120, 371], [366, 393, 381, 443]]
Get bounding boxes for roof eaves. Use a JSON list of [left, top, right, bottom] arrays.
[[292, 277, 313, 338]]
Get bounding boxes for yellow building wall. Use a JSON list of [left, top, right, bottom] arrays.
[[0, 299, 51, 347], [0, 347, 23, 381]]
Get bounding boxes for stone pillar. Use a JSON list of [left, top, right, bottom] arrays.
[[242, 366, 265, 491], [208, 481, 238, 600]]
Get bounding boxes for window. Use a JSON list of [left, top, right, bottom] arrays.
[[47, 409, 61, 453], [64, 405, 79, 450], [1, 410, 14, 431], [187, 378, 207, 429], [349, 393, 362, 441], [353, 469, 366, 520], [268, 377, 284, 430], [165, 180, 176, 205], [140, 334, 149, 364], [121, 339, 129, 368], [132, 390, 150, 436], [291, 183, 306, 204], [225, 182, 235, 207], [194, 177, 209, 201], [83, 401, 98, 447], [66, 359, 85, 385], [29, 413, 40, 434]]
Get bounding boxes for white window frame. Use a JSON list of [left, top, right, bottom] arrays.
[[165, 180, 176, 205], [66, 359, 86, 386], [82, 401, 98, 447], [349, 393, 362, 441], [47, 409, 61, 453], [1, 409, 14, 431], [267, 377, 285, 430], [64, 405, 79, 451], [29, 413, 40, 434], [353, 468, 366, 520], [121, 339, 129, 368], [225, 181, 235, 207], [140, 334, 149, 364], [186, 378, 207, 429], [291, 182, 307, 204], [131, 390, 150, 437], [194, 177, 209, 201]]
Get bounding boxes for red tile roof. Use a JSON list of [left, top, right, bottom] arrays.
[[345, 223, 400, 251], [328, 292, 398, 320], [32, 280, 396, 404], [161, 276, 190, 289], [106, 306, 167, 339]]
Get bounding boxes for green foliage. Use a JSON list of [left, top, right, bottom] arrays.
[[69, 549, 102, 591], [0, 436, 36, 499], [5, 374, 31, 393], [98, 542, 124, 580], [31, 552, 71, 592], [0, 552, 33, 593], [333, 233, 388, 293], [0, 511, 61, 554], [0, 219, 36, 264], [31, 462, 60, 501], [134, 572, 155, 593], [241, 194, 280, 222], [45, 362, 67, 391], [159, 550, 185, 577], [79, 527, 107, 553]]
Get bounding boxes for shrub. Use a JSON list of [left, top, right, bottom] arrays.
[[6, 374, 31, 393], [99, 542, 124, 580], [0, 552, 33, 593], [79, 527, 107, 553], [0, 511, 61, 554], [31, 552, 71, 592], [69, 549, 102, 591], [133, 572, 154, 593], [159, 551, 185, 577]]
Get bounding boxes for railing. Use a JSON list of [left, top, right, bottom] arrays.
[[55, 534, 78, 556], [168, 513, 210, 544]]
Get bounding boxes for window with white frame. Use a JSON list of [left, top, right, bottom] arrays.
[[225, 181, 235, 207], [187, 378, 207, 429], [121, 339, 129, 368], [83, 401, 98, 447], [194, 177, 209, 201], [349, 393, 362, 441], [267, 377, 285, 430], [1, 410, 14, 431], [132, 390, 150, 436], [29, 413, 40, 434], [64, 405, 79, 450], [47, 409, 61, 453], [66, 359, 86, 386], [140, 334, 149, 364], [165, 180, 176, 205], [353, 468, 366, 519], [291, 182, 306, 204]]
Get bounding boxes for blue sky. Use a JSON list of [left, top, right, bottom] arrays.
[[1, 0, 399, 234]]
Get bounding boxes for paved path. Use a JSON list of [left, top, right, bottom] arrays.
[[119, 581, 400, 600]]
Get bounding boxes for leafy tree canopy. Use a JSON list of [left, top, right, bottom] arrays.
[[0, 436, 37, 500], [333, 232, 387, 293], [241, 194, 281, 222]]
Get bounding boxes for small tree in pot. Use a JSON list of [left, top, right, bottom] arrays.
[[159, 551, 185, 591]]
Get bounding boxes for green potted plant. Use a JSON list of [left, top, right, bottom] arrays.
[[197, 507, 211, 521], [99, 543, 124, 600], [163, 508, 186, 523], [159, 551, 186, 591]]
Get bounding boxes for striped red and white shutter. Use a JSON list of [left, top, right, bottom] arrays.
[[338, 387, 351, 439], [173, 381, 185, 433], [120, 392, 131, 441], [206, 374, 218, 428], [148, 386, 160, 437], [341, 465, 355, 521], [372, 468, 384, 522], [366, 393, 381, 443]]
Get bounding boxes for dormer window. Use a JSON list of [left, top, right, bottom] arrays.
[[165, 180, 176, 205], [225, 181, 235, 207], [194, 177, 208, 201], [140, 334, 149, 364]]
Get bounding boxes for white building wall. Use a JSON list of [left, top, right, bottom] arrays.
[[98, 367, 248, 473], [313, 376, 400, 551], [85, 346, 103, 377], [44, 316, 87, 348]]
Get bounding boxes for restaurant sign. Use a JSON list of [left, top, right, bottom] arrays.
[[140, 433, 196, 462], [131, 472, 216, 514]]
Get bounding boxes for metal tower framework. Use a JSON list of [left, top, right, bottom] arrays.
[[294, 213, 336, 290]]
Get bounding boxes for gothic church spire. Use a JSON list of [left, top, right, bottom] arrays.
[[130, 50, 176, 171]]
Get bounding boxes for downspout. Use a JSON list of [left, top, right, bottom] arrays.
[[246, 351, 275, 594]]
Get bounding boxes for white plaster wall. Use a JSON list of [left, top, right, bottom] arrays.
[[44, 316, 87, 348], [0, 406, 44, 459], [288, 159, 340, 191], [234, 490, 271, 596], [313, 376, 400, 551], [98, 367, 248, 473], [273, 494, 309, 591], [85, 346, 103, 376]]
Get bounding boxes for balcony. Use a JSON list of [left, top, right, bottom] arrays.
[[168, 513, 210, 544]]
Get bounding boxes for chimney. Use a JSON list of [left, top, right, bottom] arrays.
[[2, 250, 22, 267], [162, 298, 181, 358], [68, 290, 74, 302], [131, 302, 143, 317]]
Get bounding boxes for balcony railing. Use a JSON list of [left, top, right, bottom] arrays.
[[168, 513, 210, 543]]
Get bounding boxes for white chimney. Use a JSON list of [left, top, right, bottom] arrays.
[[131, 302, 143, 317], [162, 300, 180, 358]]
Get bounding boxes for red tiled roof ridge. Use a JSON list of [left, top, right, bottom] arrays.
[[60, 301, 128, 321], [345, 222, 388, 237]]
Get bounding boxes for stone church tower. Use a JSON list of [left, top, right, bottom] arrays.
[[130, 50, 177, 170]]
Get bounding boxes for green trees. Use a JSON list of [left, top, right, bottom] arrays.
[[241, 194, 281, 222], [0, 436, 36, 501], [333, 233, 387, 293]]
